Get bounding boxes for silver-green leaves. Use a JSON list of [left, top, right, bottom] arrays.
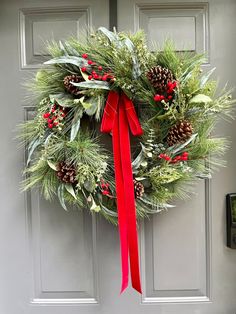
[[72, 80, 110, 90], [45, 56, 87, 68], [189, 94, 212, 104], [70, 108, 83, 141]]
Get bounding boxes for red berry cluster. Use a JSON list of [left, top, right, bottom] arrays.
[[154, 81, 177, 103], [81, 53, 115, 82], [100, 179, 112, 197], [42, 102, 66, 129], [159, 151, 189, 163]]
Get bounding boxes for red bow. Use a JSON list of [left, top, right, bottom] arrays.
[[101, 91, 143, 294]]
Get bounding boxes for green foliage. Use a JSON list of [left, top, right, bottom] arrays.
[[23, 158, 59, 200]]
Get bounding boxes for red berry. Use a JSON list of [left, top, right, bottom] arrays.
[[181, 156, 188, 161], [53, 121, 58, 126], [48, 123, 53, 129], [88, 60, 93, 65], [88, 75, 93, 80], [82, 53, 88, 59], [102, 75, 108, 81], [102, 190, 110, 196], [61, 113, 65, 117], [43, 112, 50, 119], [52, 116, 57, 120], [182, 151, 189, 157], [165, 156, 171, 161], [81, 67, 87, 72], [47, 118, 52, 123], [93, 74, 99, 79], [168, 95, 172, 100], [154, 94, 161, 102], [98, 65, 103, 71], [160, 95, 165, 100]]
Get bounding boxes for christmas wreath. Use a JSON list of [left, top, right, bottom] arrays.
[[19, 27, 235, 293]]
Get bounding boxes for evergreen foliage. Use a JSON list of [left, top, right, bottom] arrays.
[[19, 27, 235, 224]]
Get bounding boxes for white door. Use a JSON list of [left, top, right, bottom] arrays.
[[1, 0, 236, 313]]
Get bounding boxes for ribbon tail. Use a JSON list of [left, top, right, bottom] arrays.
[[119, 98, 142, 294], [101, 91, 142, 294], [112, 102, 129, 293]]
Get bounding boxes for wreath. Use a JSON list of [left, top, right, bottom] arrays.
[[19, 27, 235, 293]]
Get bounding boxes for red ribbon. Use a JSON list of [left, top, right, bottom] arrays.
[[101, 91, 143, 294]]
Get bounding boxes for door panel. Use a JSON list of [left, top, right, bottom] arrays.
[[134, 3, 209, 57], [20, 6, 91, 69], [141, 181, 209, 302]]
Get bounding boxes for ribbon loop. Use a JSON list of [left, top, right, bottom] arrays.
[[122, 93, 143, 136], [101, 91, 142, 294], [100, 91, 119, 133]]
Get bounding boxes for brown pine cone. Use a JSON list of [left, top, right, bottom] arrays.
[[56, 161, 77, 184], [133, 179, 144, 199], [167, 120, 193, 147], [146, 65, 173, 93], [63, 74, 83, 95]]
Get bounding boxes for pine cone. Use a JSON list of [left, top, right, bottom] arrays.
[[167, 120, 193, 147], [63, 75, 83, 95], [133, 180, 144, 199], [147, 65, 173, 93], [56, 161, 77, 184]]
